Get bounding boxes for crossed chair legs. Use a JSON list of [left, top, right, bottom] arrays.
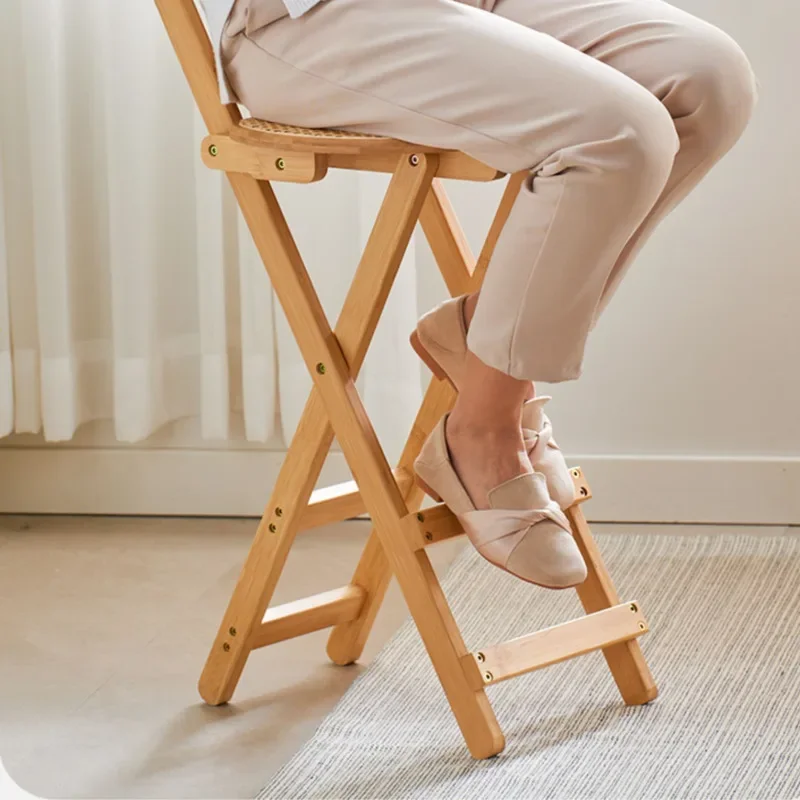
[[197, 159, 656, 759]]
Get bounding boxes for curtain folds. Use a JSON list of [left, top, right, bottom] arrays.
[[0, 0, 424, 461]]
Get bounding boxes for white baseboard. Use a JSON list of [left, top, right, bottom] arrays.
[[0, 448, 352, 517], [575, 455, 799, 525], [0, 448, 797, 524]]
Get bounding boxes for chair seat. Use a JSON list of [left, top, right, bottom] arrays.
[[234, 117, 444, 155]]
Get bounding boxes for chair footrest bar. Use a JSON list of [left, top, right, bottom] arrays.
[[465, 601, 648, 687], [302, 469, 413, 531], [250, 586, 367, 649]]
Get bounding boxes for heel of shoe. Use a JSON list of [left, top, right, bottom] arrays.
[[415, 475, 443, 503], [409, 330, 451, 384]]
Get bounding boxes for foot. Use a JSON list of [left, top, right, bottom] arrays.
[[413, 415, 587, 589], [444, 413, 532, 510], [413, 296, 576, 507], [522, 397, 577, 509]]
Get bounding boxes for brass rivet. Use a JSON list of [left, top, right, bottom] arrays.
[[476, 652, 485, 663], [638, 622, 646, 631], [425, 532, 433, 542], [484, 671, 493, 682], [630, 603, 638, 613], [580, 487, 589, 496], [417, 512, 424, 522], [223, 642, 231, 652], [229, 627, 237, 637], [208, 144, 218, 157], [409, 154, 420, 166], [269, 523, 277, 533], [316, 362, 326, 375], [275, 157, 286, 170], [275, 507, 283, 517]]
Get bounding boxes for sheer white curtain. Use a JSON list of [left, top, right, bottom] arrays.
[[0, 0, 424, 462]]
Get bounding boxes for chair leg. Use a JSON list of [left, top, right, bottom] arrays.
[[327, 376, 456, 665], [314, 333, 504, 759], [230, 156, 502, 758], [419, 179, 477, 294], [328, 178, 476, 665], [567, 503, 659, 705], [198, 389, 334, 705], [199, 154, 437, 705], [329, 172, 526, 670], [325, 526, 391, 666]]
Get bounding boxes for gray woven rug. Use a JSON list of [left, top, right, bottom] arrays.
[[259, 533, 800, 800]]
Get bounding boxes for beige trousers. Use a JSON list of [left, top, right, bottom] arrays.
[[222, 0, 756, 382]]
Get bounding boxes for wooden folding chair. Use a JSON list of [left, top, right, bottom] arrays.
[[156, 0, 657, 759]]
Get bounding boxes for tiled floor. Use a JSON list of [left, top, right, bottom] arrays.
[[0, 516, 793, 799]]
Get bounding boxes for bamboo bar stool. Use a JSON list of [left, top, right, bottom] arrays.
[[156, 0, 657, 759]]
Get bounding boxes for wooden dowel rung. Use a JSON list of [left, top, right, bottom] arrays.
[[301, 468, 413, 531], [414, 504, 463, 548], [466, 602, 648, 687], [250, 586, 367, 650]]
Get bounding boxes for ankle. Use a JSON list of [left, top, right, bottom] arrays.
[[446, 411, 521, 445], [444, 413, 532, 508]]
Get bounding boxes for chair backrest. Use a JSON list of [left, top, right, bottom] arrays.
[[154, 0, 240, 134]]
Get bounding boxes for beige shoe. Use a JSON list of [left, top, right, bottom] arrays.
[[410, 295, 469, 387], [411, 295, 577, 509], [521, 397, 577, 509], [414, 415, 587, 589]]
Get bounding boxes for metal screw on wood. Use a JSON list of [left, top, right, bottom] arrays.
[[417, 512, 424, 522], [425, 532, 433, 542], [630, 603, 638, 612], [229, 627, 237, 637], [639, 622, 646, 630], [275, 507, 283, 517], [208, 144, 218, 157], [316, 362, 326, 375], [269, 523, 277, 533], [223, 643, 231, 652], [580, 487, 589, 496], [571, 468, 580, 477], [409, 154, 420, 166], [484, 671, 493, 682], [476, 652, 485, 663], [275, 157, 286, 170]]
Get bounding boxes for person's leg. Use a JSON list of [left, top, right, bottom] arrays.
[[222, 0, 677, 506], [485, 0, 757, 319], [447, 354, 531, 508], [406, 0, 755, 510]]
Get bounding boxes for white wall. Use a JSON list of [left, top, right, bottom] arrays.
[[417, 0, 799, 523], [2, 0, 797, 522]]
